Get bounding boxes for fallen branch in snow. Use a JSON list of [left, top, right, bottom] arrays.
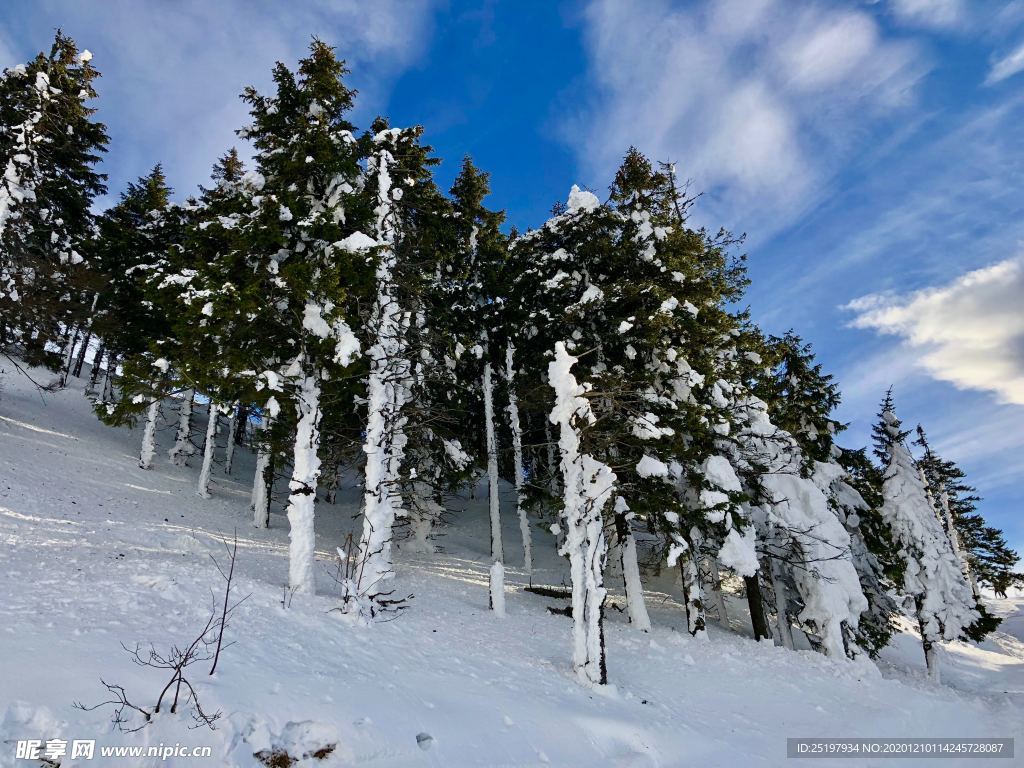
[[524, 584, 572, 600], [74, 548, 247, 730], [74, 613, 222, 731]]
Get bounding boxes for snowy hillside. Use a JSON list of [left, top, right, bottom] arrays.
[[1, 369, 1021, 767]]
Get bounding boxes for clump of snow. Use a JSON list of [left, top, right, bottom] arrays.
[[335, 231, 378, 252], [635, 454, 669, 479], [718, 527, 759, 577], [301, 302, 332, 339], [566, 185, 599, 213]]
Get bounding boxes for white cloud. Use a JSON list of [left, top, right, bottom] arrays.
[[887, 0, 965, 29], [987, 39, 1024, 84], [568, 0, 925, 239], [17, 0, 438, 197], [846, 256, 1024, 405], [0, 29, 16, 70]]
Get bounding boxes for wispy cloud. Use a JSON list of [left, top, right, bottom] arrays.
[[886, 0, 966, 30], [7, 0, 438, 200], [987, 38, 1024, 84], [753, 93, 1024, 318], [0, 29, 14, 69], [565, 0, 926, 239], [845, 256, 1024, 406]]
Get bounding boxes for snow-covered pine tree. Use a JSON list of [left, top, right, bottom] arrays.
[[599, 153, 753, 638], [506, 149, 756, 673], [89, 167, 175, 375], [914, 426, 974, 588], [447, 156, 515, 604], [0, 32, 107, 370], [91, 167, 191, 469], [161, 149, 247, 469], [366, 152, 475, 563], [349, 119, 453, 616], [915, 425, 1011, 638], [506, 150, 763, 674], [506, 184, 630, 681], [876, 400, 978, 681], [548, 341, 617, 684], [758, 332, 840, 466], [835, 446, 902, 653], [232, 42, 366, 594], [757, 332, 899, 656], [722, 335, 867, 659]]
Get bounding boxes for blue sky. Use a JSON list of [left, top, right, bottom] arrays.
[[3, 0, 1022, 554]]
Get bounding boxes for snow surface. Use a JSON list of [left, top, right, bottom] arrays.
[[0, 368, 1022, 766]]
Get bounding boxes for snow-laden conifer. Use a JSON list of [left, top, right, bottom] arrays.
[[549, 342, 616, 685], [878, 404, 978, 681], [0, 33, 107, 369]]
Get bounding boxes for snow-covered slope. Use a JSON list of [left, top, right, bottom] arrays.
[[0, 368, 1021, 767]]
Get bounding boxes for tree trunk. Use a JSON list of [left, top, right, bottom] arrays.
[[252, 448, 273, 529], [489, 560, 506, 617], [544, 420, 558, 497], [197, 404, 219, 499], [916, 597, 940, 682], [355, 343, 408, 606], [138, 398, 160, 470], [233, 404, 249, 447], [619, 520, 651, 632], [408, 482, 439, 554], [71, 330, 91, 378], [285, 371, 322, 595], [680, 554, 706, 636], [770, 557, 795, 650], [483, 360, 504, 613], [85, 344, 105, 395], [168, 389, 194, 466], [505, 343, 531, 578], [548, 343, 612, 685], [60, 326, 81, 387], [324, 460, 342, 504], [101, 356, 115, 403], [484, 362, 503, 560], [224, 403, 238, 475], [745, 574, 773, 642], [705, 555, 729, 624]]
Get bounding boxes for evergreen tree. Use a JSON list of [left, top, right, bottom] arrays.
[[724, 341, 868, 659], [507, 149, 759, 677], [872, 388, 902, 466], [758, 331, 841, 466], [89, 166, 176, 367], [447, 156, 513, 603], [877, 401, 978, 682], [165, 41, 368, 592], [347, 119, 451, 616], [757, 332, 898, 655], [836, 446, 902, 654], [916, 425, 1015, 635], [90, 167, 191, 472], [0, 32, 107, 369]]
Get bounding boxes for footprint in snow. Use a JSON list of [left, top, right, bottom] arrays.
[[416, 732, 434, 750]]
